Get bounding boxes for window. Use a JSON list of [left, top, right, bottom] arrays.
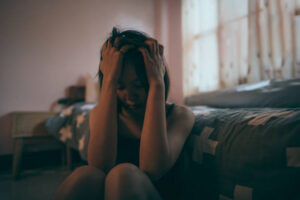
[[182, 0, 300, 97]]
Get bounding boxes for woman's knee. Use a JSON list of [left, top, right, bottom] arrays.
[[53, 165, 106, 200], [105, 163, 154, 199], [71, 165, 106, 184], [73, 165, 106, 177], [105, 163, 162, 199], [105, 163, 140, 185]]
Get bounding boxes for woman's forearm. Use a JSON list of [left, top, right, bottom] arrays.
[[139, 82, 170, 180], [88, 79, 118, 173]]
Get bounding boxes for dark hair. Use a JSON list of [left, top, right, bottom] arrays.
[[98, 27, 170, 101]]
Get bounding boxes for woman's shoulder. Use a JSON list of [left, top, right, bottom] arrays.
[[166, 103, 195, 129], [166, 103, 194, 116]]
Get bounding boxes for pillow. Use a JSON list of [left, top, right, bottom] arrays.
[[85, 74, 100, 103], [185, 78, 300, 108]]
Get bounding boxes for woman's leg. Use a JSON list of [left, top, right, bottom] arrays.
[[52, 165, 106, 200], [105, 163, 162, 200]]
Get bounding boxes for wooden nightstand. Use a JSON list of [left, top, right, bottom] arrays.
[[11, 111, 72, 180]]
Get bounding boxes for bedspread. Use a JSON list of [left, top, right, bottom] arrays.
[[45, 103, 300, 199]]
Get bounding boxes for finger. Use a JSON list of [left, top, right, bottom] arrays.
[[103, 40, 108, 49], [110, 46, 117, 54], [100, 50, 104, 60], [101, 40, 109, 60], [102, 40, 109, 54], [107, 38, 112, 49], [145, 40, 155, 56], [108, 38, 118, 53], [148, 38, 160, 56], [154, 40, 159, 56], [114, 37, 121, 49], [159, 44, 164, 55], [163, 64, 167, 75], [119, 45, 135, 54], [139, 47, 151, 62]]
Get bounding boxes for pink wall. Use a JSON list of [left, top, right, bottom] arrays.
[[155, 0, 183, 104], [167, 0, 183, 104], [0, 0, 156, 155], [0, 0, 183, 155]]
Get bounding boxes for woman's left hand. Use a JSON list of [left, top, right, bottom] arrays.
[[139, 38, 166, 87]]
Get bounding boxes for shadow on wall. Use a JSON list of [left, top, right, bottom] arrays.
[[49, 75, 87, 112]]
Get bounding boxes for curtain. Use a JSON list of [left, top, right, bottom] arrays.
[[182, 0, 300, 97]]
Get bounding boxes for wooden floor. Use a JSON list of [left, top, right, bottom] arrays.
[[0, 145, 88, 200], [0, 166, 73, 200]]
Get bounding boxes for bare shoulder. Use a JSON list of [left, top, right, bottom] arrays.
[[89, 105, 98, 118], [167, 103, 195, 120], [167, 103, 195, 135], [89, 105, 100, 123]]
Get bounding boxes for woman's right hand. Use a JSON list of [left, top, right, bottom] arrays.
[[100, 38, 133, 84]]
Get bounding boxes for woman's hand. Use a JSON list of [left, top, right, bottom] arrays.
[[139, 38, 166, 87], [100, 38, 133, 84]]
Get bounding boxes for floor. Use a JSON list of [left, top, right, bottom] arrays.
[[0, 166, 77, 200]]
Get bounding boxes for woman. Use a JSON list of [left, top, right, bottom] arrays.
[[53, 27, 195, 200]]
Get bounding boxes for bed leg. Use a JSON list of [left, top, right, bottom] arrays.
[[12, 138, 24, 180], [66, 144, 72, 170]]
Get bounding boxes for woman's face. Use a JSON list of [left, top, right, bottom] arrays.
[[117, 62, 147, 115]]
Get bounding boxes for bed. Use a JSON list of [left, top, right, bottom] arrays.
[[45, 78, 300, 199]]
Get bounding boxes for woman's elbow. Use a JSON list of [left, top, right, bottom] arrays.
[[139, 164, 169, 181], [141, 169, 163, 181], [139, 156, 171, 181], [87, 157, 114, 174]]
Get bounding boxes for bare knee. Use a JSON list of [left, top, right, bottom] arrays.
[[65, 165, 106, 188], [105, 163, 155, 200], [53, 165, 106, 200], [72, 165, 106, 181], [107, 163, 138, 176], [105, 163, 140, 185]]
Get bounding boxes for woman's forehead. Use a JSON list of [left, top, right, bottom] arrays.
[[119, 63, 140, 83]]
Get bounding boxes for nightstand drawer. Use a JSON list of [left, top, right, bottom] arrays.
[[12, 112, 57, 138]]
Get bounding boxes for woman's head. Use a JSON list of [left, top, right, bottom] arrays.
[[98, 27, 170, 105]]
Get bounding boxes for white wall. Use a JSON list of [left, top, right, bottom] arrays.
[[0, 0, 155, 155]]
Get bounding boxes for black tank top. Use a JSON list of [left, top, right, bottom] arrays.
[[116, 104, 183, 200], [116, 103, 175, 165]]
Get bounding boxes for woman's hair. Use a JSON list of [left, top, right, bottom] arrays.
[[98, 27, 170, 101]]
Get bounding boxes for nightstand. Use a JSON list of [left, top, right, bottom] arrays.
[[11, 111, 72, 180]]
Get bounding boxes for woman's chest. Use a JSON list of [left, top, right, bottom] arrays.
[[118, 114, 143, 139], [117, 115, 141, 165]]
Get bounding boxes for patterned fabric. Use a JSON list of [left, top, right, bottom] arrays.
[[186, 106, 300, 200], [45, 102, 96, 160]]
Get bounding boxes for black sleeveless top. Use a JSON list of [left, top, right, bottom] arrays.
[[116, 104, 184, 200]]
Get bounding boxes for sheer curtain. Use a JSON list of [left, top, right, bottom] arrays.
[[182, 0, 219, 96], [182, 0, 300, 97]]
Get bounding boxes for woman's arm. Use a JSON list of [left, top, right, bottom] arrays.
[[88, 39, 132, 173], [139, 82, 195, 181], [139, 81, 169, 180], [88, 80, 119, 173], [139, 40, 195, 180]]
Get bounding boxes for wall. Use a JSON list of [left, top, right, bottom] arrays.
[[0, 0, 156, 155], [167, 0, 183, 104], [155, 0, 183, 104]]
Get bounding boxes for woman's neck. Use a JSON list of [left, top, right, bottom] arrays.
[[120, 106, 145, 121]]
